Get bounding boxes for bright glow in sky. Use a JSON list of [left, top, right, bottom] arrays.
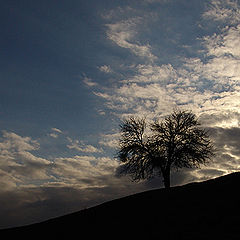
[[1, 0, 240, 228]]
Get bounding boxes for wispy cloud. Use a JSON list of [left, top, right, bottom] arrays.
[[0, 131, 51, 190], [95, 0, 240, 127], [67, 137, 103, 153], [82, 75, 98, 87], [52, 155, 118, 188], [99, 132, 120, 149], [51, 128, 62, 133], [202, 0, 240, 24], [49, 128, 63, 138], [106, 18, 157, 62], [98, 65, 112, 73], [0, 132, 114, 192], [0, 131, 39, 152]]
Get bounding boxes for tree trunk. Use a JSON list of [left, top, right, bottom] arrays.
[[163, 168, 170, 188]]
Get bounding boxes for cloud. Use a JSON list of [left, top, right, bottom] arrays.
[[190, 126, 240, 181], [89, 0, 240, 191], [52, 155, 119, 188], [49, 133, 58, 138], [67, 138, 103, 153], [0, 132, 122, 191], [95, 5, 240, 125], [123, 64, 178, 84], [49, 128, 63, 138], [0, 169, 19, 191], [2, 124, 240, 228], [202, 27, 240, 59], [98, 65, 112, 73], [0, 173, 149, 229], [97, 109, 106, 116], [202, 0, 240, 24], [51, 128, 62, 133], [0, 136, 152, 229], [82, 75, 98, 87], [10, 151, 51, 180], [106, 18, 157, 62], [0, 131, 149, 228], [199, 25, 240, 87], [0, 131, 52, 190], [2, 0, 240, 229], [0, 131, 39, 152], [99, 132, 120, 149]]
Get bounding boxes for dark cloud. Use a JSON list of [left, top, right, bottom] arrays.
[[0, 179, 150, 229], [199, 112, 240, 128], [211, 127, 240, 154], [2, 123, 240, 229]]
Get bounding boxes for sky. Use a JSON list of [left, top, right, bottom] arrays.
[[1, 0, 240, 228]]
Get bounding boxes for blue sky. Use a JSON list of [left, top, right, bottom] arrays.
[[1, 0, 240, 228]]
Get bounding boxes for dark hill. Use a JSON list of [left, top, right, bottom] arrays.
[[2, 172, 240, 239]]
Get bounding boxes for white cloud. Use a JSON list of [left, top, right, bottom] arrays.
[[91, 0, 240, 189], [0, 132, 52, 189], [202, 0, 240, 24], [52, 155, 119, 188], [96, 0, 240, 129], [9, 151, 51, 180], [97, 109, 106, 116], [67, 138, 103, 153], [0, 131, 39, 152], [49, 133, 58, 138], [202, 26, 240, 58], [99, 132, 120, 149], [49, 128, 63, 138], [199, 25, 240, 85], [106, 18, 157, 62], [82, 75, 98, 87], [51, 128, 62, 133], [0, 132, 120, 192], [124, 64, 178, 84], [95, 52, 240, 125], [98, 65, 112, 73]]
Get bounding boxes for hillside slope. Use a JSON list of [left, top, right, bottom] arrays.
[[2, 172, 240, 239]]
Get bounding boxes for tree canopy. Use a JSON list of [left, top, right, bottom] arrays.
[[117, 110, 214, 188]]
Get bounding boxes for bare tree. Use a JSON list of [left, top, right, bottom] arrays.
[[117, 110, 214, 188]]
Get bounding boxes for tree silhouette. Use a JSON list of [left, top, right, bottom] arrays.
[[117, 110, 214, 188]]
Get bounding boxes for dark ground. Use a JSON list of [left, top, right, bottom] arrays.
[[2, 172, 240, 239]]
